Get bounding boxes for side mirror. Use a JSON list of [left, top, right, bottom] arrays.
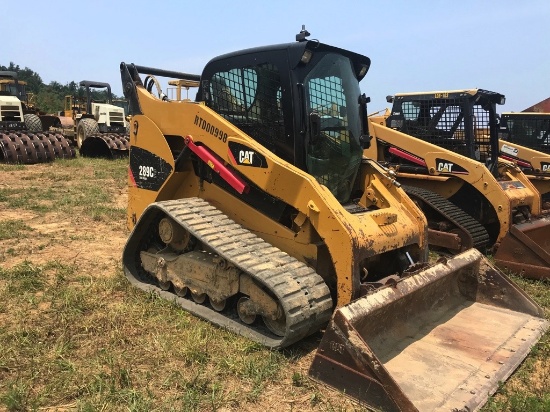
[[309, 111, 321, 145], [359, 93, 371, 149], [360, 134, 372, 149]]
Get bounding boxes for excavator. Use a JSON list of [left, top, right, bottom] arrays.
[[367, 89, 550, 280], [119, 30, 548, 411], [498, 111, 550, 204], [0, 72, 75, 163]]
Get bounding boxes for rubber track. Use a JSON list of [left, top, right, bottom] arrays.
[[403, 185, 490, 251], [123, 197, 334, 348], [0, 131, 75, 164]]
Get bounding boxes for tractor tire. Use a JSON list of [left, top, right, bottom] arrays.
[[76, 118, 100, 149], [24, 114, 43, 133]]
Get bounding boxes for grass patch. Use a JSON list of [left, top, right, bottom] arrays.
[[0, 158, 127, 220], [0, 260, 46, 293], [0, 220, 33, 240]]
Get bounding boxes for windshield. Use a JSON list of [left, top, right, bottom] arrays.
[[112, 100, 129, 114], [304, 53, 363, 203]]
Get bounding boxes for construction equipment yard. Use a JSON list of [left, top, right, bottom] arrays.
[[1, 17, 550, 410], [0, 158, 548, 411]]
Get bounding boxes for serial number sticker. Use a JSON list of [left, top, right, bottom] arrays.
[[194, 115, 228, 142], [501, 144, 519, 157], [498, 181, 526, 190]]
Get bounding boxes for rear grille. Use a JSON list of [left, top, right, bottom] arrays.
[[391, 95, 496, 162], [109, 112, 125, 123], [503, 116, 550, 153], [0, 105, 23, 122]]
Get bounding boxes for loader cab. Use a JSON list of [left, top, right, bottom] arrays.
[[386, 89, 504, 175], [499, 112, 550, 154], [0, 72, 29, 103], [198, 38, 371, 202]]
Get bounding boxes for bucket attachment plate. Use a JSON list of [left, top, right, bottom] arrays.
[[494, 217, 550, 280], [309, 249, 548, 412]]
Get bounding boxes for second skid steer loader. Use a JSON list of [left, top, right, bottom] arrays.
[[119, 30, 547, 412], [367, 89, 550, 280], [498, 112, 550, 204]]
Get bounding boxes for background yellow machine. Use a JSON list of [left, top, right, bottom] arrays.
[[367, 89, 550, 279], [119, 31, 547, 411], [498, 111, 550, 204]]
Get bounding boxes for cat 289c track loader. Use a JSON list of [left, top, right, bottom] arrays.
[[119, 30, 547, 412], [367, 89, 550, 280]]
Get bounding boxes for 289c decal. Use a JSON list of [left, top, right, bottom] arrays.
[[139, 165, 156, 179], [129, 147, 173, 191]]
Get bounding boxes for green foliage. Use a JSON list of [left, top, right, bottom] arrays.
[[0, 62, 43, 93]]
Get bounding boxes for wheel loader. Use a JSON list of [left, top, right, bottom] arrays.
[[0, 72, 75, 163], [56, 80, 130, 158], [498, 112, 550, 204], [366, 89, 550, 280], [119, 31, 548, 412]]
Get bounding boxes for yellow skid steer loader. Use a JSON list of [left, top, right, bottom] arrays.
[[367, 90, 550, 280], [119, 31, 548, 411]]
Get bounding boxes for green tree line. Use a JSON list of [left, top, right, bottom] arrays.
[[1, 62, 122, 114]]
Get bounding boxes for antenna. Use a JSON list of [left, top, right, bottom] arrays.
[[296, 25, 310, 42]]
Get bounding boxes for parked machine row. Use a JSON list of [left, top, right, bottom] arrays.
[[0, 72, 129, 163], [367, 89, 550, 279], [0, 71, 75, 162]]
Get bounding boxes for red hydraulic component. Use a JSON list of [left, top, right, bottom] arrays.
[[388, 146, 427, 167], [184, 135, 249, 194], [500, 154, 532, 169]]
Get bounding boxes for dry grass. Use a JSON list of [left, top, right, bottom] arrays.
[[0, 158, 548, 412]]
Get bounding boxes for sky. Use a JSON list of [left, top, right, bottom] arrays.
[[2, 0, 549, 113]]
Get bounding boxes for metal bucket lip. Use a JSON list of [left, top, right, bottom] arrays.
[[513, 215, 550, 230], [494, 217, 550, 280]]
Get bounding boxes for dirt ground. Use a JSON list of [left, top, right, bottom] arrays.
[[0, 162, 366, 411], [0, 167, 127, 272], [1, 162, 547, 412]]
